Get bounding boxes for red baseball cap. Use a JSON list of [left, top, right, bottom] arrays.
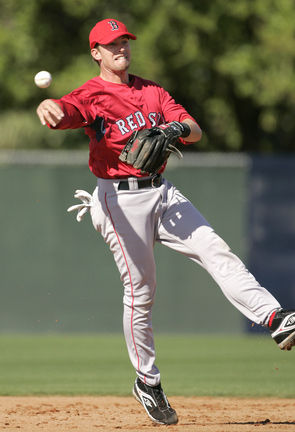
[[89, 19, 136, 48]]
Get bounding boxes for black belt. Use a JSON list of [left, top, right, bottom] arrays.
[[118, 175, 162, 190]]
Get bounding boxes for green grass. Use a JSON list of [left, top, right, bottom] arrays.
[[0, 334, 294, 397]]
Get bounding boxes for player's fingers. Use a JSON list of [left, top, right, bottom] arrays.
[[45, 100, 64, 119], [36, 100, 64, 126], [36, 102, 48, 125], [36, 106, 49, 126], [43, 110, 61, 127], [36, 108, 46, 126], [39, 107, 61, 127]]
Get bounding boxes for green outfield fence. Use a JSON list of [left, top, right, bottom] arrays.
[[1, 151, 249, 334]]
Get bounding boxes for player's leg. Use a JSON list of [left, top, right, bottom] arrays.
[[90, 180, 178, 424], [156, 179, 294, 343], [90, 181, 160, 385]]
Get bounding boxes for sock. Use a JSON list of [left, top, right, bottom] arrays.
[[268, 311, 276, 328]]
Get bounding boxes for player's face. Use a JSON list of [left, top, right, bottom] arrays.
[[93, 36, 131, 72]]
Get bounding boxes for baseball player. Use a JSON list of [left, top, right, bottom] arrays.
[[36, 18, 295, 426]]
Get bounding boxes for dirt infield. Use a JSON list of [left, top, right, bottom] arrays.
[[0, 396, 294, 432]]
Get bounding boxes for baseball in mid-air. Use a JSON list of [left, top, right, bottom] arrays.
[[34, 70, 52, 88]]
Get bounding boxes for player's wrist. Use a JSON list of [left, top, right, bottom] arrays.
[[158, 121, 191, 138], [175, 121, 191, 138]]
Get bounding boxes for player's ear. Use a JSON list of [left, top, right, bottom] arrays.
[[91, 47, 102, 62]]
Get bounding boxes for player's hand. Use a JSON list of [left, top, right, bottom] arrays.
[[36, 99, 64, 127]]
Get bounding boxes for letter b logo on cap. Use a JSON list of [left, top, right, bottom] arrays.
[[108, 20, 119, 31]]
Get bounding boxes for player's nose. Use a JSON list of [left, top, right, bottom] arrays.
[[119, 41, 128, 51]]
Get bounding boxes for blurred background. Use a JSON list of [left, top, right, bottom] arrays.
[[1, 0, 295, 335]]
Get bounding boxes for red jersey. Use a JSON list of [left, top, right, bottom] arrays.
[[50, 74, 198, 179]]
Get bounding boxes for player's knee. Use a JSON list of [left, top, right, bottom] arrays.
[[124, 296, 154, 310], [195, 226, 245, 277], [123, 287, 155, 309]]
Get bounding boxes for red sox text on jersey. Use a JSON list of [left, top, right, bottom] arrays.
[[116, 111, 163, 135]]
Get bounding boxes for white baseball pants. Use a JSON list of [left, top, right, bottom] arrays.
[[90, 177, 280, 386]]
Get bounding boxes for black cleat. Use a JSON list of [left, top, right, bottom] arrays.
[[132, 377, 178, 425], [269, 309, 295, 350]]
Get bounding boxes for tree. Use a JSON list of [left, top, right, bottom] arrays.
[[1, 0, 295, 151]]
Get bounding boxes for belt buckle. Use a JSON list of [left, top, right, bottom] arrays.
[[128, 178, 138, 190]]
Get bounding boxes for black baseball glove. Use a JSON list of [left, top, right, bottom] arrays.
[[119, 121, 191, 175]]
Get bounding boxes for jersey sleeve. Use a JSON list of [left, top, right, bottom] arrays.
[[47, 100, 85, 129], [48, 87, 97, 130], [160, 87, 200, 145]]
